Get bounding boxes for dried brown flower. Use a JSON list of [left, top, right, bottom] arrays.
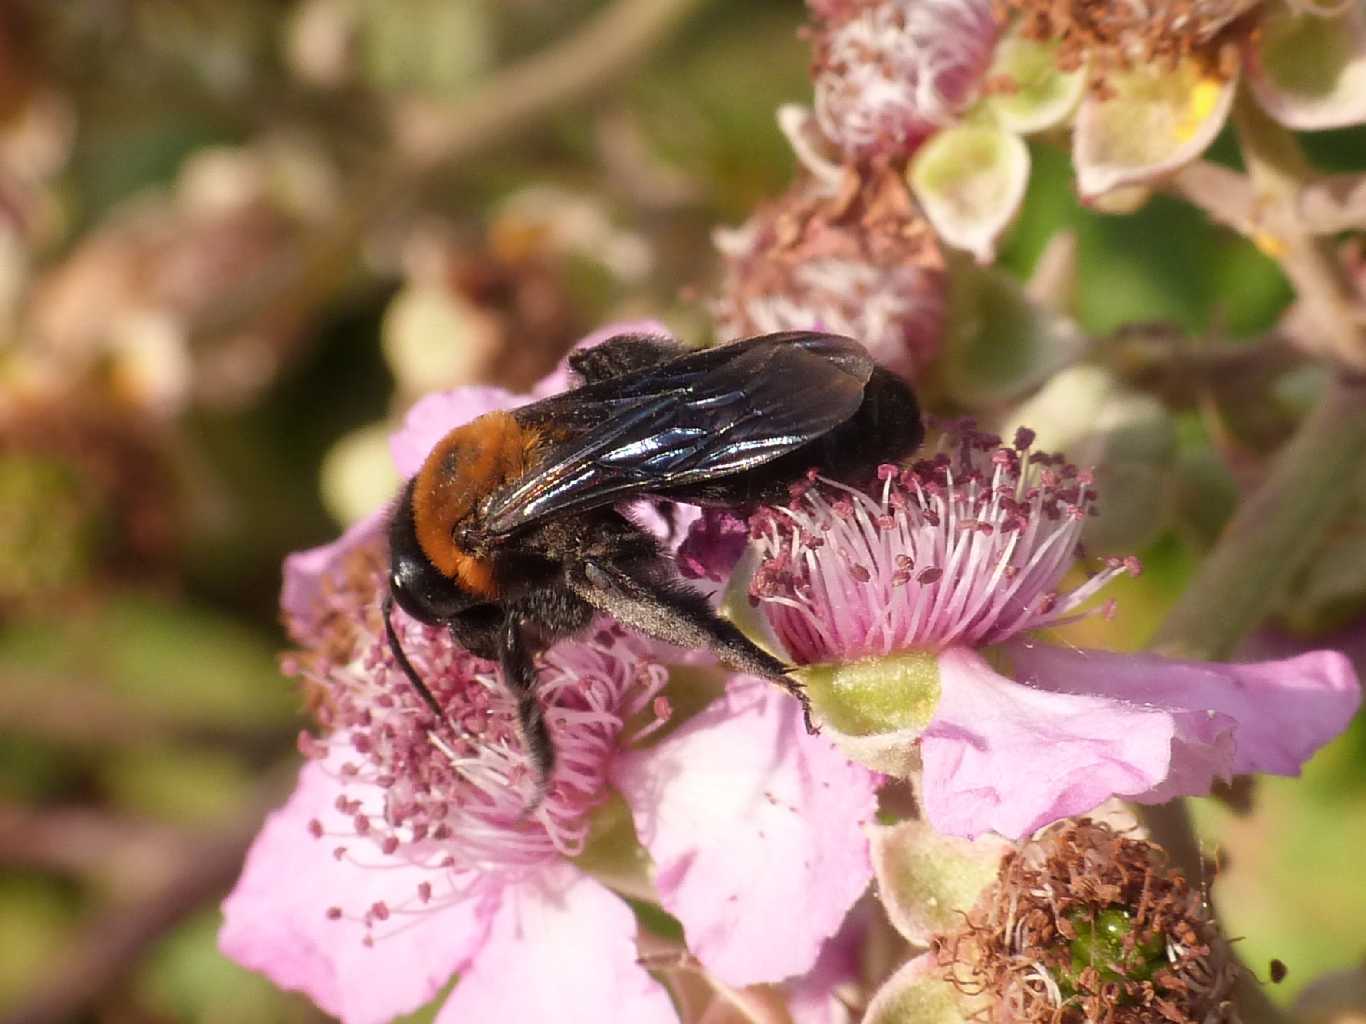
[[933, 820, 1239, 1024]]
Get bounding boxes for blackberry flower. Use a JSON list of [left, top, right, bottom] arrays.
[[746, 423, 1360, 838]]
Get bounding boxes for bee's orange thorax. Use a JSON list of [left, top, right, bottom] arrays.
[[410, 411, 539, 599]]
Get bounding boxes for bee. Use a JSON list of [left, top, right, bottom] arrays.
[[384, 331, 923, 799]]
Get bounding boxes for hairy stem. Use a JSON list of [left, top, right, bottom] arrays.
[[1141, 372, 1366, 1024]]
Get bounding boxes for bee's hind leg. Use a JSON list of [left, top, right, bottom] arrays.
[[569, 556, 817, 734]]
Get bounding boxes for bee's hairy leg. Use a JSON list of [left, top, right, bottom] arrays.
[[497, 615, 555, 812], [569, 556, 817, 733]]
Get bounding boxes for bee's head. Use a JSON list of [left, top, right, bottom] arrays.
[[388, 479, 484, 625]]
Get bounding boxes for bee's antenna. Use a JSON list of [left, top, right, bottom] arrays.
[[382, 594, 447, 723]]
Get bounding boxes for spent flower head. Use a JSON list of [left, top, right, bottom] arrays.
[[712, 166, 946, 380], [998, 0, 1366, 195], [808, 0, 1000, 159], [943, 820, 1238, 1024], [862, 818, 1239, 1024]]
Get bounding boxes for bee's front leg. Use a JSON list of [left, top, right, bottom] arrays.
[[497, 615, 556, 812]]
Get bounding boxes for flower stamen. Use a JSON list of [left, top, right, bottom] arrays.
[[283, 532, 668, 942], [750, 423, 1142, 664]]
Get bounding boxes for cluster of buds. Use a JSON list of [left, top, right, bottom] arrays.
[[713, 0, 1366, 373]]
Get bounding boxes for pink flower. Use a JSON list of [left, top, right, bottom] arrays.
[[220, 325, 881, 1022], [809, 0, 999, 160], [748, 423, 1362, 839]]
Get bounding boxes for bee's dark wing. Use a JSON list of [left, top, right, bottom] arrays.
[[483, 332, 873, 536]]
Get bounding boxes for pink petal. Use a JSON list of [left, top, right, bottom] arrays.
[[390, 319, 671, 476], [675, 507, 749, 583], [1008, 641, 1362, 791], [435, 865, 674, 1024], [280, 511, 386, 642], [787, 901, 871, 1024], [921, 645, 1183, 839], [219, 759, 497, 1024], [613, 678, 879, 988], [923, 642, 1361, 839]]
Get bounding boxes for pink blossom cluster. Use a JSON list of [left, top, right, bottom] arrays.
[[220, 327, 879, 1023], [220, 329, 1360, 1023]]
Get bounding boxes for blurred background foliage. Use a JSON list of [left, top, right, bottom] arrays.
[[0, 1, 1362, 1021]]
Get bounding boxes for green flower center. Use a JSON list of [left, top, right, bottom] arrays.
[[1062, 907, 1168, 991]]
